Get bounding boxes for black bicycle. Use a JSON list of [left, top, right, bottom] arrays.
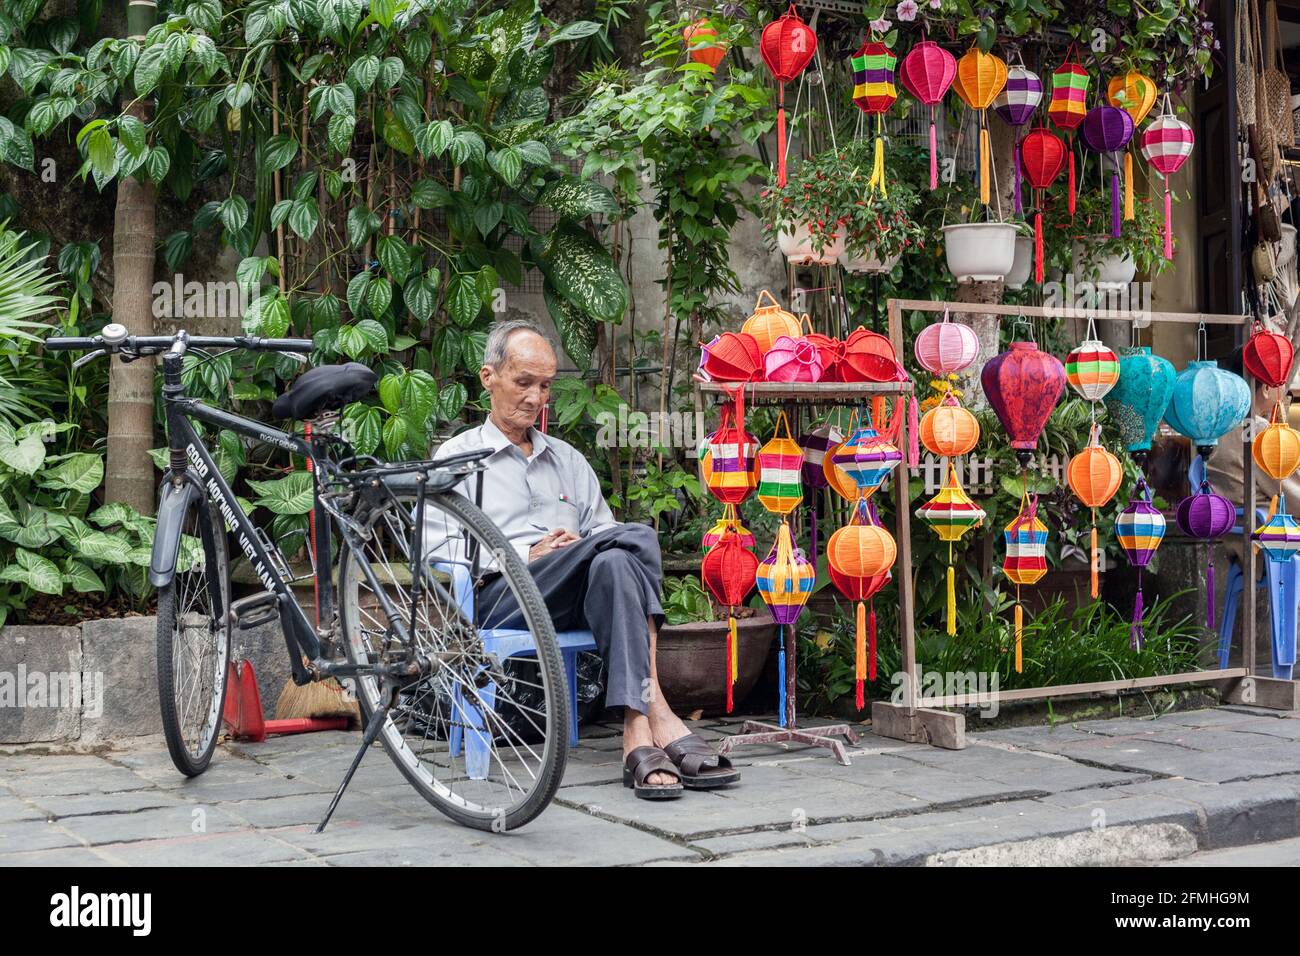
[[47, 325, 567, 832]]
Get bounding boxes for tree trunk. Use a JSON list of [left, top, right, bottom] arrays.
[[105, 0, 158, 511]]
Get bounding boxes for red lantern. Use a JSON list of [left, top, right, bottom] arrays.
[[1244, 321, 1294, 388], [981, 341, 1067, 469], [683, 19, 727, 71], [899, 40, 957, 189], [1020, 127, 1066, 285], [759, 4, 817, 188], [701, 528, 759, 713]]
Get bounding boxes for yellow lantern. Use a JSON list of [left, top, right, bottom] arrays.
[[953, 47, 1008, 206]]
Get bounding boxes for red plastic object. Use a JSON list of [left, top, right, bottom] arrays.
[[222, 659, 349, 742]]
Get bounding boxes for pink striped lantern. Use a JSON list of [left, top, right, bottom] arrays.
[[764, 334, 825, 382], [913, 308, 980, 378], [1140, 97, 1194, 260]]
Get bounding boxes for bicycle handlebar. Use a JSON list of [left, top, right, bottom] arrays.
[[45, 329, 314, 355]]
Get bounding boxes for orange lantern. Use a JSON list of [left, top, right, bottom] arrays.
[[919, 393, 980, 458], [1253, 402, 1300, 481], [742, 289, 800, 355], [1106, 70, 1156, 222], [826, 511, 897, 708], [683, 19, 727, 71], [953, 47, 1008, 206], [1067, 424, 1123, 597]]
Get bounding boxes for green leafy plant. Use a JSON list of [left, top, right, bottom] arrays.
[[662, 574, 715, 626], [1045, 180, 1171, 280]]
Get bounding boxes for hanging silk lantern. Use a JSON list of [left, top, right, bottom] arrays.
[[919, 392, 980, 458], [823, 435, 861, 501], [1176, 480, 1235, 629], [1065, 322, 1120, 402], [1244, 321, 1295, 388], [706, 387, 760, 504], [916, 464, 985, 636], [993, 62, 1043, 215], [1253, 401, 1300, 480], [1067, 423, 1123, 598], [952, 47, 1008, 207], [1116, 478, 1165, 651], [1020, 127, 1067, 284], [764, 334, 824, 383], [759, 4, 816, 189], [683, 19, 727, 71], [850, 40, 897, 198], [827, 508, 896, 706], [756, 411, 804, 515], [1081, 105, 1135, 239], [1047, 51, 1090, 215], [981, 340, 1067, 468], [700, 331, 762, 382], [914, 308, 979, 376], [700, 526, 759, 712], [1164, 359, 1250, 459], [899, 40, 957, 189], [1106, 71, 1157, 223], [1139, 101, 1194, 260], [702, 503, 756, 552], [1103, 346, 1176, 465], [742, 289, 800, 355], [1003, 493, 1048, 672], [832, 421, 901, 500]]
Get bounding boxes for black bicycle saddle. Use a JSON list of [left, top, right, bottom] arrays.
[[271, 362, 377, 420]]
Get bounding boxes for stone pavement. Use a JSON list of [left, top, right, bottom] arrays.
[[2, 704, 1300, 866]]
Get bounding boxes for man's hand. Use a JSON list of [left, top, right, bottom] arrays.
[[528, 528, 579, 562]]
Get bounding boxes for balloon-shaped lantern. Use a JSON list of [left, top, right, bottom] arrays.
[[1104, 346, 1176, 465], [981, 340, 1067, 468], [1253, 402, 1300, 481], [799, 422, 841, 562], [1164, 357, 1251, 459], [919, 392, 980, 458], [683, 19, 727, 71], [899, 40, 957, 190], [914, 308, 980, 378], [706, 387, 760, 504], [1065, 318, 1120, 403], [952, 47, 1008, 207], [827, 503, 897, 707], [756, 522, 815, 723], [1003, 493, 1048, 673], [700, 331, 762, 382], [759, 4, 817, 188], [1244, 321, 1295, 388], [850, 40, 897, 197], [993, 61, 1043, 215], [700, 527, 759, 712], [756, 411, 804, 515], [831, 420, 902, 500], [1067, 423, 1123, 598], [742, 289, 800, 356], [1139, 99, 1194, 259], [1176, 480, 1235, 629], [1020, 127, 1067, 283], [916, 464, 986, 636], [1047, 51, 1090, 215], [1116, 478, 1166, 651], [701, 503, 756, 551], [1081, 105, 1135, 239], [1106, 71, 1157, 223]]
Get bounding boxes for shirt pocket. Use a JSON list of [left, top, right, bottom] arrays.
[[547, 496, 581, 533]]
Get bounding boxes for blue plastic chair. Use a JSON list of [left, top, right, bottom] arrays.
[[435, 562, 594, 780]]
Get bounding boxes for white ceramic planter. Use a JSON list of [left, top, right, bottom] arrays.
[[778, 222, 845, 266], [1005, 235, 1033, 290], [1071, 241, 1136, 290], [942, 222, 1017, 283], [837, 247, 902, 274]]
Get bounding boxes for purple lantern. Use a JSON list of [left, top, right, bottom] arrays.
[[1080, 105, 1135, 239], [1176, 480, 1236, 628], [993, 64, 1044, 214]]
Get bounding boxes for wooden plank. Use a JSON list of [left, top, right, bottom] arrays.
[[870, 701, 966, 749], [915, 668, 1250, 707], [1217, 675, 1300, 710], [698, 381, 912, 402], [888, 297, 919, 715], [887, 299, 1248, 325], [870, 700, 921, 743]]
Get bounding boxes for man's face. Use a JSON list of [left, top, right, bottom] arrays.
[[481, 331, 557, 434]]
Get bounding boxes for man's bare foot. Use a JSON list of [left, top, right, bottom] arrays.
[[623, 710, 677, 786]]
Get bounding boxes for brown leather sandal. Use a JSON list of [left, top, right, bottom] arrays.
[[622, 746, 684, 800], [663, 734, 740, 790]]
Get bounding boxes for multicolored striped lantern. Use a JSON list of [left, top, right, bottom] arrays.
[[700, 525, 759, 712], [919, 392, 980, 458], [1067, 423, 1123, 597], [1003, 493, 1049, 672], [822, 433, 862, 501], [764, 334, 824, 383], [756, 411, 804, 515], [701, 503, 757, 552], [1020, 127, 1067, 284], [850, 40, 897, 197], [759, 4, 817, 188], [706, 387, 760, 504], [1140, 102, 1194, 259], [917, 464, 986, 635], [1047, 53, 1090, 215], [683, 19, 727, 72], [1253, 402, 1300, 481], [1176, 480, 1235, 628], [953, 47, 1008, 207], [1104, 346, 1176, 465], [700, 331, 762, 381], [1244, 321, 1294, 388], [1081, 105, 1136, 239], [1116, 478, 1166, 651], [1255, 495, 1300, 564], [1065, 321, 1120, 402], [981, 341, 1067, 468], [827, 507, 897, 706], [757, 521, 816, 723], [1164, 359, 1251, 458], [1106, 71, 1157, 224], [899, 40, 957, 189], [832, 421, 902, 500], [993, 63, 1043, 214], [742, 289, 800, 355], [914, 308, 980, 376]]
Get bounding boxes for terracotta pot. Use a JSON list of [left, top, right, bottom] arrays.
[[655, 607, 776, 714]]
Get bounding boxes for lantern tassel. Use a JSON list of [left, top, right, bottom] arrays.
[[855, 601, 866, 710], [907, 394, 920, 468], [929, 111, 938, 189], [1034, 210, 1044, 285], [869, 600, 877, 682], [810, 498, 818, 567], [1206, 560, 1215, 630], [1013, 136, 1023, 215], [868, 117, 887, 198], [730, 613, 738, 684], [1014, 599, 1023, 674], [1124, 151, 1134, 221], [776, 85, 788, 188], [979, 124, 990, 206], [1110, 169, 1121, 239], [946, 563, 957, 637], [725, 614, 734, 714], [777, 644, 787, 728], [1163, 185, 1173, 260], [1067, 143, 1076, 217], [1131, 571, 1144, 652]]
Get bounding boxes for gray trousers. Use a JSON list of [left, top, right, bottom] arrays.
[[478, 523, 664, 713]]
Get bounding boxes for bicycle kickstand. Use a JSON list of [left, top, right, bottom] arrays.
[[315, 680, 399, 834]]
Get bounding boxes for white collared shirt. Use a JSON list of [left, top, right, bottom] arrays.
[[425, 415, 619, 569]]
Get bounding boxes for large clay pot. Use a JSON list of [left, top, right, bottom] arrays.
[[942, 222, 1017, 282], [655, 607, 776, 714], [778, 221, 846, 265]]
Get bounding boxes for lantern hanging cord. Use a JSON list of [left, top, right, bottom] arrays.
[[1197, 320, 1207, 362], [811, 40, 837, 155]]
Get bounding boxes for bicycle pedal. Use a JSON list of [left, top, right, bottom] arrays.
[[228, 592, 280, 630]]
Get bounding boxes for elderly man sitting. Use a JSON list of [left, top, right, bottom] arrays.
[[428, 319, 739, 798]]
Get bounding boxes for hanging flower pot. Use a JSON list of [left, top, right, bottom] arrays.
[[1005, 233, 1034, 290], [837, 247, 901, 274], [778, 221, 846, 265], [942, 222, 1017, 282], [1072, 241, 1136, 289]]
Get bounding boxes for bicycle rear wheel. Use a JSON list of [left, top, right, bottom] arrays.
[[337, 488, 567, 831]]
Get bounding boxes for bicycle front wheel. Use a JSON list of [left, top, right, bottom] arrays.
[[337, 488, 567, 831]]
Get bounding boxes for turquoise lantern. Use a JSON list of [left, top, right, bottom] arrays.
[[1164, 360, 1250, 459], [1103, 346, 1175, 466]]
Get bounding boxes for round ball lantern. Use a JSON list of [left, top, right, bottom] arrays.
[[1253, 403, 1300, 481], [701, 504, 756, 552], [1140, 102, 1194, 260], [1106, 71, 1157, 126], [1065, 326, 1120, 403], [919, 393, 980, 458], [953, 47, 1008, 207], [1067, 426, 1123, 597], [742, 289, 800, 355], [1244, 321, 1294, 388], [1003, 494, 1049, 673], [701, 527, 759, 712], [981, 341, 1067, 468], [1081, 105, 1135, 239], [1176, 480, 1236, 628], [1020, 127, 1067, 283], [914, 309, 980, 377], [759, 4, 817, 188], [993, 62, 1043, 215], [1163, 360, 1251, 459], [683, 19, 727, 71], [1104, 346, 1176, 466], [1116, 478, 1166, 651], [899, 40, 957, 189], [916, 465, 986, 636], [827, 515, 896, 706]]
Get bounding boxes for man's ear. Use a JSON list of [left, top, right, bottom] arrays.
[[479, 364, 494, 391]]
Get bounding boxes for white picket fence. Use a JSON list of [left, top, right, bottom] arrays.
[[877, 454, 1069, 497]]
